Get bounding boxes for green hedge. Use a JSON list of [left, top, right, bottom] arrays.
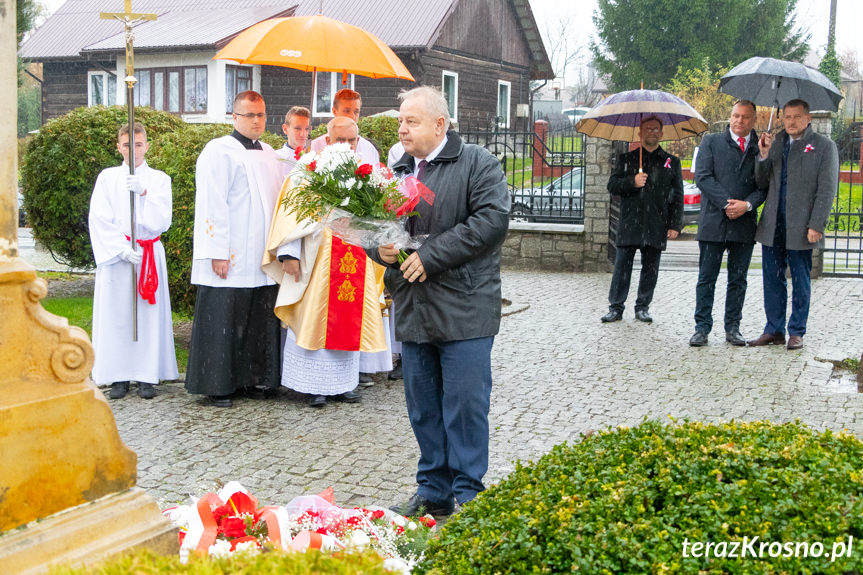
[[21, 106, 283, 315], [50, 548, 391, 574], [419, 420, 863, 574], [21, 106, 185, 270]]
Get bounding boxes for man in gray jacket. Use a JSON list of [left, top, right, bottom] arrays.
[[690, 100, 766, 347], [372, 86, 510, 517], [749, 99, 838, 350]]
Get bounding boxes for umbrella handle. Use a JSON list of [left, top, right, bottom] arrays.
[[767, 105, 775, 132]]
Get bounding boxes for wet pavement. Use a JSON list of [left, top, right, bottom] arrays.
[[18, 228, 863, 511]]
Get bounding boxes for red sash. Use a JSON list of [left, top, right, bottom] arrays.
[[324, 238, 367, 350], [125, 235, 160, 304]]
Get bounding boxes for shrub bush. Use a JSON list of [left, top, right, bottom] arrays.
[[50, 547, 391, 574], [21, 106, 284, 315], [418, 420, 863, 575], [20, 106, 185, 269]]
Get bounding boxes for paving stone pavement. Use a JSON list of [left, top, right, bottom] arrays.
[[100, 265, 863, 511]]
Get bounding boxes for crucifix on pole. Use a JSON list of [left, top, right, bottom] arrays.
[[99, 1, 157, 342]]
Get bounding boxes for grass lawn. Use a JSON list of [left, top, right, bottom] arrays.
[[829, 182, 862, 233], [41, 295, 190, 374]]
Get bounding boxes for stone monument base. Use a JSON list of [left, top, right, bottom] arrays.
[[0, 488, 178, 574]]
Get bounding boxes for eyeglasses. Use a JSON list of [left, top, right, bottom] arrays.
[[234, 112, 267, 119]]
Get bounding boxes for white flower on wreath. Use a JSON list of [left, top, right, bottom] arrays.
[[208, 539, 232, 558], [347, 529, 371, 550], [383, 556, 411, 575]]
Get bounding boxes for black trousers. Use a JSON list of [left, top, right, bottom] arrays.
[[185, 284, 281, 397], [608, 245, 662, 313], [694, 240, 754, 334]]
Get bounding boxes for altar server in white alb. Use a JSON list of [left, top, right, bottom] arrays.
[[89, 122, 178, 400], [186, 90, 284, 408]]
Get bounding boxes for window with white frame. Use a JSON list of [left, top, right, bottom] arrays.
[[88, 71, 117, 107], [442, 71, 458, 122], [497, 80, 511, 128], [225, 65, 252, 112], [313, 71, 355, 117], [132, 66, 207, 114]]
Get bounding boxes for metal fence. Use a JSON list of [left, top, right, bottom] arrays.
[[824, 123, 863, 277], [459, 119, 586, 224]]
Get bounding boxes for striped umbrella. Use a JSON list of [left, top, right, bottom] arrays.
[[576, 89, 707, 171], [576, 89, 707, 143]]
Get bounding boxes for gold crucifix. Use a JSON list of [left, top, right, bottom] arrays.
[[99, 1, 156, 343], [100, 0, 157, 83]]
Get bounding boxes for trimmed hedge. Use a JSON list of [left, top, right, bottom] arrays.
[[419, 420, 863, 574], [21, 106, 185, 269], [50, 548, 391, 574], [21, 106, 283, 315]]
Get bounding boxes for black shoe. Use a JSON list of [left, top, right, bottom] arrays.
[[390, 493, 454, 517], [309, 395, 327, 408], [137, 383, 156, 399], [725, 329, 746, 346], [601, 310, 623, 323], [689, 331, 709, 347], [358, 373, 375, 388], [635, 309, 653, 323], [207, 395, 233, 408], [388, 363, 403, 381], [243, 385, 274, 400], [333, 389, 361, 403], [108, 381, 129, 399]]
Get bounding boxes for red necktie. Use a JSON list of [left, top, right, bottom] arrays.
[[738, 137, 746, 152]]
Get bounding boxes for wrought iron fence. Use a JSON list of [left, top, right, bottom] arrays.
[[458, 119, 586, 224], [824, 123, 863, 277]]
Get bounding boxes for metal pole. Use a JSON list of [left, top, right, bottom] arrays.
[[127, 74, 138, 342]]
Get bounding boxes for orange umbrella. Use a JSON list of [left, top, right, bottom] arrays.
[[214, 14, 415, 113]]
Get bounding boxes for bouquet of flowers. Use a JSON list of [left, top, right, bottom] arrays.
[[163, 482, 436, 574], [283, 143, 434, 260]]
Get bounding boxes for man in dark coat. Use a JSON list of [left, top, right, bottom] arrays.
[[371, 86, 510, 517], [601, 116, 684, 323], [690, 100, 766, 347], [748, 99, 838, 350]]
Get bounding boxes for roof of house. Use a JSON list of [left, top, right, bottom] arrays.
[[21, 0, 551, 77]]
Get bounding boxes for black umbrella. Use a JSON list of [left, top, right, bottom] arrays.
[[719, 56, 843, 130]]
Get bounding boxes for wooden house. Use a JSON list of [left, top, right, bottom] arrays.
[[20, 0, 553, 133]]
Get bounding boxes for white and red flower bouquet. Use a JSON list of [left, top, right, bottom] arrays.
[[283, 143, 434, 260], [163, 482, 436, 573]]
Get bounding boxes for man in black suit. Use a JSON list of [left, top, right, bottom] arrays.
[[689, 100, 766, 347], [601, 116, 684, 324]]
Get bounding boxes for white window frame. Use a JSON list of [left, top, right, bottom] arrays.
[[313, 72, 356, 118], [87, 71, 117, 107], [497, 80, 511, 129], [442, 70, 459, 123]]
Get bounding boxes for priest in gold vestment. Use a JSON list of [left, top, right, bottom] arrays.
[[262, 118, 387, 407]]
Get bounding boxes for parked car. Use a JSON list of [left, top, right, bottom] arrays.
[[17, 189, 26, 227], [510, 168, 584, 223], [682, 182, 701, 226], [562, 107, 591, 125]]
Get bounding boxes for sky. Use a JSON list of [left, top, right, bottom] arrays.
[[527, 0, 863, 83], [36, 0, 863, 81]]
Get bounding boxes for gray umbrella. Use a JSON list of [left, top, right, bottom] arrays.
[[719, 56, 843, 129]]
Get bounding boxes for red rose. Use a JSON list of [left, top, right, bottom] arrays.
[[371, 509, 385, 520], [316, 527, 329, 535], [294, 146, 302, 160], [308, 161, 317, 172], [212, 504, 232, 521], [218, 516, 247, 539], [355, 163, 373, 178], [418, 516, 436, 528]]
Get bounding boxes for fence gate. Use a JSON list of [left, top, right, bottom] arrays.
[[460, 119, 585, 225], [823, 123, 863, 277]]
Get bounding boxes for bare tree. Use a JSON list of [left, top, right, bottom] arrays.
[[541, 17, 585, 90]]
